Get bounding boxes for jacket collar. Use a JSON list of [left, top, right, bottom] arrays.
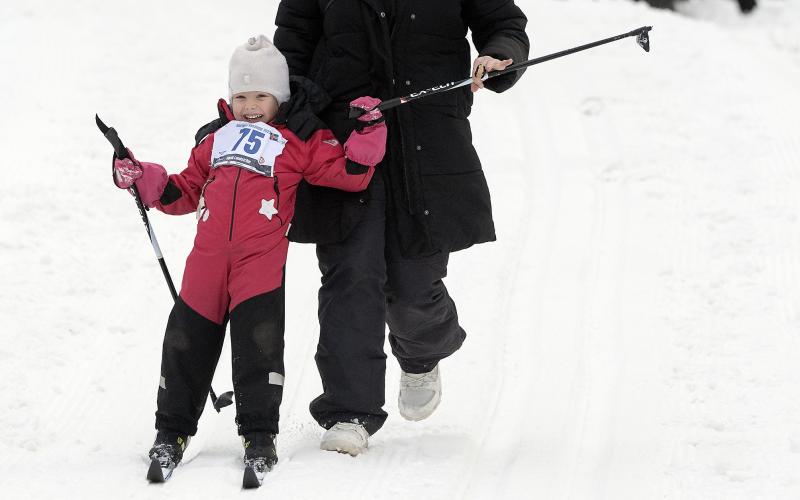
[[217, 99, 235, 122]]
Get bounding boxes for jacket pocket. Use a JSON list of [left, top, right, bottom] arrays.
[[196, 176, 215, 221]]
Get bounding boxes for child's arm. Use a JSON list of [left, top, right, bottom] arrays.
[[152, 141, 212, 215], [301, 97, 386, 192], [113, 140, 213, 216]]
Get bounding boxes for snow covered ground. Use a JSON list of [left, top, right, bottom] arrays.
[[2, 0, 800, 498]]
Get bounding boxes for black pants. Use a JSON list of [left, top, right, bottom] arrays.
[[154, 288, 285, 436], [310, 177, 466, 435]]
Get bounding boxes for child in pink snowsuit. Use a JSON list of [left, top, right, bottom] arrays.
[[113, 35, 386, 484]]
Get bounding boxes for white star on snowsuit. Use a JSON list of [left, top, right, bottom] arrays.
[[259, 198, 278, 220]]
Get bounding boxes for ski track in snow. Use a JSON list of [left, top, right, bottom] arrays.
[[2, 0, 800, 498]]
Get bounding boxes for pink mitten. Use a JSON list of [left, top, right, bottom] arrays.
[[344, 122, 387, 167], [133, 161, 168, 207], [113, 152, 167, 207], [350, 96, 383, 123], [113, 154, 142, 189]]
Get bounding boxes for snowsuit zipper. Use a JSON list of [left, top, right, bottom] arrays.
[[229, 169, 242, 241]]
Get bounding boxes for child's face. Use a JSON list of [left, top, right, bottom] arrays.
[[231, 91, 279, 124]]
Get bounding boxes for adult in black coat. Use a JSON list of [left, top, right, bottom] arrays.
[[274, 0, 529, 450]]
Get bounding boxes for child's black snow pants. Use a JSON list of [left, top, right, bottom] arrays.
[[154, 286, 285, 436]]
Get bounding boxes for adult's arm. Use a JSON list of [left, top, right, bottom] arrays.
[[274, 0, 324, 76], [463, 0, 530, 93]]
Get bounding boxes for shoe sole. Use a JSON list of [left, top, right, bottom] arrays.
[[399, 390, 442, 422], [320, 437, 366, 456]]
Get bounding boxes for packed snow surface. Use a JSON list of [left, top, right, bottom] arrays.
[[1, 0, 799, 498]]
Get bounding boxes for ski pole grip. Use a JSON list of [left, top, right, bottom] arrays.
[[348, 106, 366, 119], [104, 127, 129, 160]]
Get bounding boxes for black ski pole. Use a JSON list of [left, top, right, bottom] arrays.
[[95, 114, 234, 413], [349, 26, 653, 118]]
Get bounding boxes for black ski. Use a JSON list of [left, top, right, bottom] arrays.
[[242, 465, 264, 489], [146, 458, 176, 483], [241, 433, 276, 488]]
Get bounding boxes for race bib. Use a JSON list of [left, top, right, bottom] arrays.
[[211, 121, 287, 177]]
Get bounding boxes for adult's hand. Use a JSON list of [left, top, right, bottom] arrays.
[[471, 56, 513, 92]]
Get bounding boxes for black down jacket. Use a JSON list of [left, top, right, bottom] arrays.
[[276, 0, 529, 257]]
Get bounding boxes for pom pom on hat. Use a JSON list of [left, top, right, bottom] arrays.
[[228, 35, 290, 104]]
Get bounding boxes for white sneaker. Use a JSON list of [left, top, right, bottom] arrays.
[[398, 365, 441, 421], [320, 422, 369, 456]]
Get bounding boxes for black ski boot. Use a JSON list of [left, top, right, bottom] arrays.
[[241, 432, 277, 489], [146, 430, 189, 483]]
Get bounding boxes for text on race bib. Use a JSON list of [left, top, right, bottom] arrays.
[[211, 121, 287, 177]]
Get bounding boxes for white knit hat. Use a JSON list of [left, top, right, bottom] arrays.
[[228, 35, 291, 104]]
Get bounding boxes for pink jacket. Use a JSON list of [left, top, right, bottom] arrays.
[[151, 114, 376, 319]]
